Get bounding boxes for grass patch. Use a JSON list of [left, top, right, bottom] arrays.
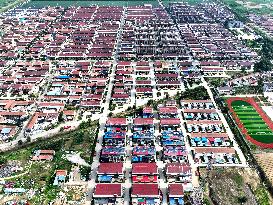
[[231, 100, 273, 144], [0, 0, 24, 12], [255, 186, 270, 205], [202, 168, 257, 205], [1, 120, 99, 203]]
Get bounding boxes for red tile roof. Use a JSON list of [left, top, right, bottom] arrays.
[[106, 118, 127, 126], [136, 61, 149, 66], [39, 150, 55, 155], [63, 110, 75, 116], [143, 107, 153, 114], [183, 109, 216, 113], [135, 67, 150, 71], [136, 87, 153, 93], [56, 170, 67, 176], [94, 184, 122, 197], [166, 163, 191, 174], [190, 133, 229, 140], [112, 94, 130, 99], [159, 107, 178, 114], [117, 61, 131, 66], [156, 73, 178, 78], [132, 163, 158, 174], [194, 147, 236, 154], [0, 111, 26, 116], [160, 118, 180, 125], [26, 113, 39, 130], [157, 80, 180, 85], [32, 155, 53, 161], [98, 163, 123, 174], [169, 184, 184, 197], [132, 183, 159, 197], [136, 80, 151, 85], [38, 102, 65, 107], [186, 120, 222, 125], [80, 101, 100, 106], [181, 100, 212, 103], [134, 118, 153, 125]]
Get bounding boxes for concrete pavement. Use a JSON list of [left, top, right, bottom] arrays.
[[201, 77, 247, 167]]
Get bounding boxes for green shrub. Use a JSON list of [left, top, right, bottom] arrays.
[[255, 186, 270, 205]]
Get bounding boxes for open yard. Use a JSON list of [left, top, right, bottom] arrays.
[[201, 167, 271, 205], [255, 153, 273, 184], [0, 120, 98, 204], [223, 0, 273, 18], [227, 98, 273, 148], [0, 0, 24, 13]]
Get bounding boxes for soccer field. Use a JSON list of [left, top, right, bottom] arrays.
[[231, 100, 273, 144]]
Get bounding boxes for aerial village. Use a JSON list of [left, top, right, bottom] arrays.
[[1, 0, 273, 204]]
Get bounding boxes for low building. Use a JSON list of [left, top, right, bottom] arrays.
[[97, 163, 124, 183], [166, 163, 192, 183], [218, 86, 233, 95], [32, 150, 55, 161], [168, 184, 184, 205], [132, 163, 158, 183], [53, 170, 67, 186], [93, 183, 123, 205], [264, 82, 273, 102], [132, 146, 156, 163], [131, 183, 161, 205]]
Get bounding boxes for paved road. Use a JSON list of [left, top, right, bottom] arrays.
[[0, 119, 84, 152], [177, 109, 200, 187], [223, 94, 263, 98], [201, 77, 247, 167], [86, 8, 127, 205]]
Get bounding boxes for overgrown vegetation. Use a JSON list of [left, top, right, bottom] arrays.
[[254, 38, 273, 72], [1, 119, 99, 203], [255, 186, 270, 205], [175, 86, 210, 101], [223, 0, 273, 21], [0, 0, 24, 13], [214, 90, 273, 205], [202, 167, 269, 205], [206, 78, 226, 88], [222, 0, 249, 22], [203, 197, 212, 205]]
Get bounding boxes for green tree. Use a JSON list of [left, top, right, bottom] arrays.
[[26, 136, 31, 142], [58, 111, 64, 122], [237, 195, 247, 203], [254, 58, 273, 72], [80, 166, 91, 181], [74, 131, 84, 145], [0, 156, 7, 165], [18, 139, 23, 146]]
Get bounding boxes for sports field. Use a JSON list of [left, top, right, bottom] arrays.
[[227, 98, 273, 148]]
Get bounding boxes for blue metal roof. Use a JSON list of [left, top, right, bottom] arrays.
[[56, 75, 71, 79], [1, 128, 11, 134]]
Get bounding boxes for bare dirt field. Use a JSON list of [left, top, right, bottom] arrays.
[[255, 152, 273, 183], [201, 167, 272, 205]]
